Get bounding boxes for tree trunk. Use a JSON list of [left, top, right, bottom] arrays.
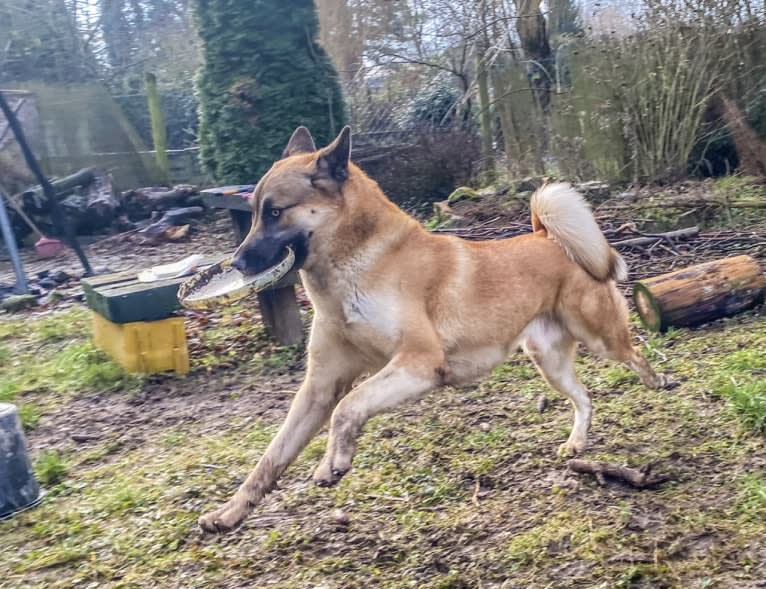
[[513, 0, 552, 110], [719, 95, 766, 177], [633, 255, 765, 332], [475, 50, 495, 181]]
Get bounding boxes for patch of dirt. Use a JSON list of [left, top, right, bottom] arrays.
[[28, 365, 302, 456]]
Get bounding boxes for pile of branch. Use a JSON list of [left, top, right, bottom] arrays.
[[606, 224, 766, 284], [9, 167, 120, 236], [121, 184, 200, 219], [6, 168, 205, 245], [432, 220, 766, 284], [16, 167, 97, 206]]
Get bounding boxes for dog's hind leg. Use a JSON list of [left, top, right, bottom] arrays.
[[313, 347, 444, 487], [568, 310, 667, 390], [522, 318, 591, 456], [561, 283, 667, 390], [607, 340, 667, 390], [198, 323, 362, 534]]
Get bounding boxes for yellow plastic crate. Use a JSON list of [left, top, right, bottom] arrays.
[[92, 312, 189, 375]]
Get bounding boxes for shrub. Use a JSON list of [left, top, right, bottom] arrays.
[[357, 126, 481, 211], [192, 0, 346, 184]]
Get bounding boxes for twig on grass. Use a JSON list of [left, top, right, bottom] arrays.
[[567, 459, 671, 489]]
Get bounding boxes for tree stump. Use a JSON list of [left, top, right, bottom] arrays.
[[634, 255, 765, 332]]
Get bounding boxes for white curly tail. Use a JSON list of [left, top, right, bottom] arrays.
[[530, 182, 627, 282]]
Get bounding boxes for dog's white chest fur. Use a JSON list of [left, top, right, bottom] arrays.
[[342, 288, 400, 348]]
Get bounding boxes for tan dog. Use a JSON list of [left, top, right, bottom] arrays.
[[199, 126, 666, 533]]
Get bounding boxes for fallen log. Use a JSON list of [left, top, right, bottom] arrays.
[[122, 185, 199, 218], [567, 459, 670, 489], [16, 167, 96, 206], [611, 226, 699, 248], [633, 255, 765, 332], [160, 206, 204, 225], [142, 186, 195, 206], [138, 206, 204, 242]]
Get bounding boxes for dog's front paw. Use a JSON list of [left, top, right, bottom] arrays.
[[648, 372, 678, 390], [659, 374, 679, 390], [198, 500, 250, 534], [558, 438, 587, 458], [312, 455, 350, 487]]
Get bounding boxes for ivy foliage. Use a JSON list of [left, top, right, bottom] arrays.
[[192, 0, 346, 184]]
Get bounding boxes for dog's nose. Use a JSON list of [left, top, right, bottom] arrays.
[[231, 255, 248, 273]]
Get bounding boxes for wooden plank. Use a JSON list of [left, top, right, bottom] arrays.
[[81, 268, 147, 290], [81, 256, 223, 300], [84, 277, 188, 323], [200, 185, 255, 196]]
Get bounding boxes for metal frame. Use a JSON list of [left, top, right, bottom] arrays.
[[0, 189, 28, 294]]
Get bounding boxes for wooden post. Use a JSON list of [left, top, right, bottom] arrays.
[[229, 209, 252, 243], [634, 255, 765, 332], [228, 208, 304, 345], [257, 287, 304, 345], [145, 72, 169, 183]]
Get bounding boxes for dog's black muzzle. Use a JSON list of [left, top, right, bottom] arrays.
[[232, 230, 308, 276]]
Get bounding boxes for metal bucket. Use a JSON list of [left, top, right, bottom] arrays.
[[0, 403, 43, 518]]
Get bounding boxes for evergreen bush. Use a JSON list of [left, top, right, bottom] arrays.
[[192, 0, 346, 183]]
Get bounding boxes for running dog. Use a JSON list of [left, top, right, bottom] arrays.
[[198, 126, 667, 533]]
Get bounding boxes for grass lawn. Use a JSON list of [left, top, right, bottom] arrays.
[[0, 300, 764, 588]]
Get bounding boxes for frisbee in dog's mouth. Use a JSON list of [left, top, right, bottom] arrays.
[[178, 247, 295, 310]]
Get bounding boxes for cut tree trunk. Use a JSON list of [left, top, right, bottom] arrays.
[[633, 255, 765, 332]]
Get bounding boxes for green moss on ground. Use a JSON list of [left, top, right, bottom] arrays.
[[0, 307, 138, 429], [0, 306, 764, 588]]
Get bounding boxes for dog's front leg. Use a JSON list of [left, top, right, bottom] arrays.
[[313, 350, 444, 487], [199, 329, 360, 533]]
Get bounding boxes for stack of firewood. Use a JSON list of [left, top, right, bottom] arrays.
[[6, 168, 205, 244]]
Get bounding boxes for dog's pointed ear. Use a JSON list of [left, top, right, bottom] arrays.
[[315, 126, 352, 184], [282, 126, 316, 158]]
